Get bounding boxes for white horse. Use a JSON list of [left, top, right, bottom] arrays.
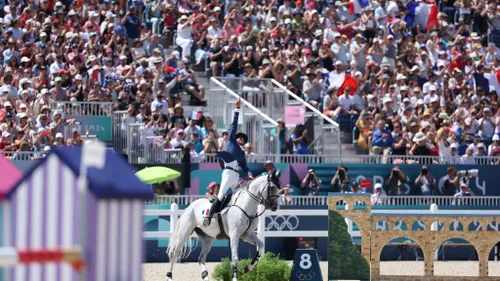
[[166, 170, 281, 281]]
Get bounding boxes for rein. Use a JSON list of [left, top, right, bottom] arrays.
[[229, 178, 279, 236]]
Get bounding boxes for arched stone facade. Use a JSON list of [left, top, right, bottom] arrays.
[[329, 194, 500, 281]]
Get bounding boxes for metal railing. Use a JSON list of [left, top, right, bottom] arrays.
[[125, 123, 183, 164], [186, 153, 500, 165], [144, 195, 500, 207], [375, 196, 500, 206], [209, 77, 342, 156], [112, 110, 129, 156], [339, 154, 500, 165], [209, 78, 279, 155], [144, 194, 329, 206], [0, 151, 45, 161], [48, 102, 113, 116], [271, 80, 342, 156]]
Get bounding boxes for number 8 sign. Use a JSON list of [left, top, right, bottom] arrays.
[[290, 249, 322, 281]]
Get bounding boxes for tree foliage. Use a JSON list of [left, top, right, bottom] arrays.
[[328, 210, 370, 280]]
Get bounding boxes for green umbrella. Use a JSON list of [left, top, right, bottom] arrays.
[[135, 166, 181, 184]]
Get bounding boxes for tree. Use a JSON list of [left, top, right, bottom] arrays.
[[328, 210, 370, 280]]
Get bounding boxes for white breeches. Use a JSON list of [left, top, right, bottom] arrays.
[[217, 168, 240, 201]]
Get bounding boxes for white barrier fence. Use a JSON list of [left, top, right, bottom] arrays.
[[144, 195, 500, 207], [143, 203, 500, 253]]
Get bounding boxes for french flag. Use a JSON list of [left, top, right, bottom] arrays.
[[347, 0, 371, 15], [483, 70, 500, 94], [324, 72, 358, 96], [386, 18, 400, 36], [202, 209, 210, 216], [412, 1, 439, 31]]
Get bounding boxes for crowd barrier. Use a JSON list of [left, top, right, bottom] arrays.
[[96, 148, 500, 165], [144, 195, 500, 208], [195, 153, 500, 166]]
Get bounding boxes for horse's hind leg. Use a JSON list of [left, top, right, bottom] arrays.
[[241, 232, 264, 274], [197, 233, 215, 280]]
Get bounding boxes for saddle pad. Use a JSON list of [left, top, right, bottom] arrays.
[[201, 206, 230, 218]]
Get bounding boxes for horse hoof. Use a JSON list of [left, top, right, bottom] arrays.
[[243, 265, 253, 274], [201, 270, 209, 280], [166, 272, 173, 281]]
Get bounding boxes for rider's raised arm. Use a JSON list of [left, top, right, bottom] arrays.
[[228, 108, 240, 143]]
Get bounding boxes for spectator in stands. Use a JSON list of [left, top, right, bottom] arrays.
[[453, 183, 475, 205], [415, 165, 436, 196], [349, 181, 364, 194], [302, 70, 322, 108], [290, 124, 309, 155], [334, 87, 359, 118], [205, 182, 219, 201], [178, 60, 206, 104], [372, 120, 393, 163], [202, 130, 218, 154], [355, 110, 373, 152], [371, 183, 387, 206], [170, 129, 187, 148], [278, 185, 293, 206], [262, 161, 275, 176], [488, 135, 500, 156], [244, 143, 256, 157], [409, 132, 432, 157], [301, 169, 321, 196], [443, 167, 461, 196], [331, 164, 349, 193], [271, 119, 288, 154], [184, 117, 202, 141], [384, 166, 407, 195], [218, 130, 229, 151]]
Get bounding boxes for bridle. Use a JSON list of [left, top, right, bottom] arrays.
[[230, 176, 281, 236]]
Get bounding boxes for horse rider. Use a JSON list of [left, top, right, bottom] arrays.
[[203, 98, 254, 227]]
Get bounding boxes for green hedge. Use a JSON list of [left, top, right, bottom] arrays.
[[212, 252, 291, 281]]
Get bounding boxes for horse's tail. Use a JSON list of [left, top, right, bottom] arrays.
[[167, 205, 199, 260]]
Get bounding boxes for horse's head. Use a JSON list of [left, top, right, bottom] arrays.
[[249, 169, 281, 211]]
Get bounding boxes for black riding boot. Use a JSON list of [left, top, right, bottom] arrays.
[[203, 198, 222, 227]]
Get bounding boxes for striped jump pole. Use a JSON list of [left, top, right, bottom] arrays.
[[0, 247, 84, 272]]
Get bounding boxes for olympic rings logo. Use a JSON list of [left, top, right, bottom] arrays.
[[295, 271, 315, 280], [265, 215, 299, 231]]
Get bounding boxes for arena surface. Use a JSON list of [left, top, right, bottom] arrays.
[[143, 261, 500, 281]]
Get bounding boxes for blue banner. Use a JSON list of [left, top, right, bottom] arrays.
[[190, 163, 499, 197], [320, 163, 490, 196]]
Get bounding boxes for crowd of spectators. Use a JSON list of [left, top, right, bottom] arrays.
[[0, 0, 500, 163]]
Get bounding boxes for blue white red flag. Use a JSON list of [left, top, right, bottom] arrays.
[[348, 0, 371, 14], [386, 18, 400, 36]]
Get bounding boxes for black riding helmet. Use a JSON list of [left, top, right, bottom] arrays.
[[235, 132, 248, 144]]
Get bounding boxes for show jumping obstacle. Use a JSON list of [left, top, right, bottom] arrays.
[[329, 193, 500, 281], [0, 147, 154, 281]]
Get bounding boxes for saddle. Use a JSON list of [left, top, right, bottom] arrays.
[[206, 194, 232, 240]]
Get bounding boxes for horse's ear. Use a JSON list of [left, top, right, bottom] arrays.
[[272, 169, 281, 179]]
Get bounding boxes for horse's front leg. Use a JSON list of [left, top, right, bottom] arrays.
[[229, 236, 240, 281], [242, 232, 264, 274]]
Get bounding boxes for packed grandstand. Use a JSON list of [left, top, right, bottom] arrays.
[[0, 0, 499, 193]]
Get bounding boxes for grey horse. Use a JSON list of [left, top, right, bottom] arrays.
[[166, 170, 281, 281]]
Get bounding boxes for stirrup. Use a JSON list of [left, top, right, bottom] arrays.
[[203, 216, 212, 227]]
